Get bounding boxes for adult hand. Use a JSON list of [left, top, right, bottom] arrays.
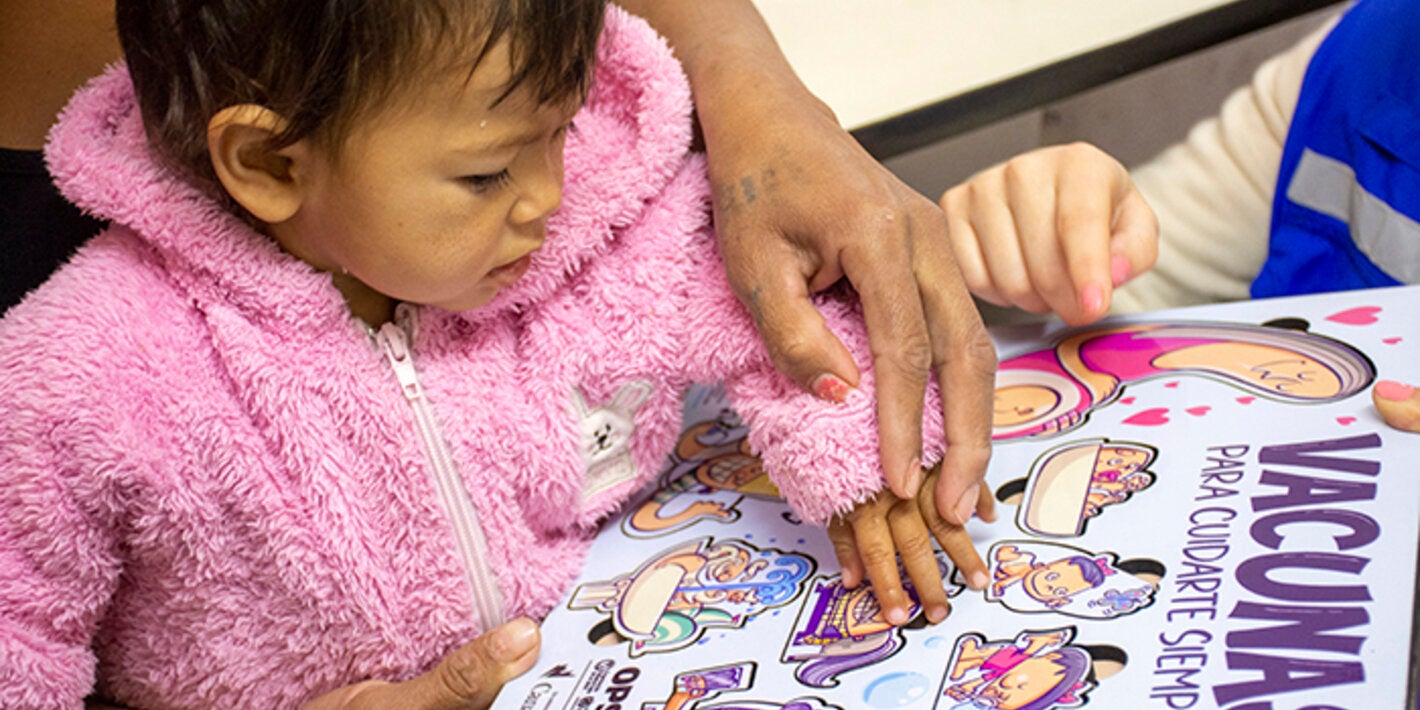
[[827, 464, 992, 627], [302, 618, 540, 710], [940, 142, 1159, 326], [620, 0, 997, 528]]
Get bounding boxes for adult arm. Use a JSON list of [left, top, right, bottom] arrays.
[[617, 0, 996, 525], [0, 0, 120, 150]]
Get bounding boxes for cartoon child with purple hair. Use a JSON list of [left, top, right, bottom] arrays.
[[986, 541, 1160, 618], [941, 628, 1100, 710], [993, 320, 1375, 440]]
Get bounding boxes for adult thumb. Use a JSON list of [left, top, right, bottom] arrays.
[[369, 618, 541, 710]]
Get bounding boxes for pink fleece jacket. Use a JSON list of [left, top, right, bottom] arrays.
[[0, 8, 946, 708]]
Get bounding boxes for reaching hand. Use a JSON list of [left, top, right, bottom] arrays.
[[302, 618, 540, 710], [939, 142, 1159, 326], [827, 464, 992, 627], [1373, 380, 1420, 432]]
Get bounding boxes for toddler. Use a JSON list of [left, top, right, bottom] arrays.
[[0, 1, 981, 707]]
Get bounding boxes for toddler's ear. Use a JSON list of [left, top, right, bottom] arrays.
[[207, 105, 304, 224]]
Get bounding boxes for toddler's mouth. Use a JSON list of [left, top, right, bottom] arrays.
[[487, 253, 533, 286]]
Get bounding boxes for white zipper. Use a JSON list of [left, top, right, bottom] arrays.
[[376, 314, 506, 631]]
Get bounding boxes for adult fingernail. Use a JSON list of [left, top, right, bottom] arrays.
[[491, 618, 538, 663], [887, 606, 909, 625], [811, 373, 852, 404], [903, 459, 922, 499], [969, 570, 989, 590], [1081, 283, 1104, 314], [1111, 255, 1132, 287], [1376, 380, 1416, 402], [954, 484, 980, 525]]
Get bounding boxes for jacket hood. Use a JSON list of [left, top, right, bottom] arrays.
[[45, 6, 694, 329]]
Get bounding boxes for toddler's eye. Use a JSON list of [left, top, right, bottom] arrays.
[[463, 170, 512, 193]]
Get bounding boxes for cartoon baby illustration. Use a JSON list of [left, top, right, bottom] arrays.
[[570, 537, 814, 656], [996, 438, 1158, 537], [993, 320, 1375, 440], [641, 662, 844, 710], [941, 627, 1123, 710], [623, 409, 781, 537], [782, 555, 962, 687], [986, 541, 1161, 618]]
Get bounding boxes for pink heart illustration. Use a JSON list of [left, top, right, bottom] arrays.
[[1236, 396, 1255, 405], [1123, 408, 1170, 426], [1326, 306, 1381, 325], [1120, 396, 1136, 405], [1384, 337, 1403, 345], [1187, 406, 1211, 416], [1164, 382, 1180, 389], [1337, 416, 1357, 426]]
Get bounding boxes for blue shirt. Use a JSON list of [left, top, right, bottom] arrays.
[[1253, 0, 1420, 298]]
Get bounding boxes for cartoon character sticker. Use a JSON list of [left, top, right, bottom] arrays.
[[641, 662, 842, 710], [782, 554, 963, 688], [986, 541, 1162, 618], [623, 409, 782, 538], [569, 537, 814, 656], [992, 320, 1375, 440], [995, 438, 1158, 537], [940, 627, 1126, 710]]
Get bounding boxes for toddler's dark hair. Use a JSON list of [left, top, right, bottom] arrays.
[[116, 0, 606, 198]]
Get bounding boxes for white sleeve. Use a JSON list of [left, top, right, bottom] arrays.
[[1110, 17, 1336, 313]]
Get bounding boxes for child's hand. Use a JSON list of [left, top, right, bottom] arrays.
[[301, 617, 540, 710], [1374, 380, 1420, 432], [827, 465, 993, 627], [939, 142, 1159, 326]]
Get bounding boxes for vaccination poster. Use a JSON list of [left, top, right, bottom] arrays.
[[494, 285, 1420, 710]]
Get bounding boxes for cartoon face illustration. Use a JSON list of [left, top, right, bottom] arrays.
[[783, 555, 963, 688], [986, 541, 1159, 618], [1002, 439, 1158, 538], [624, 413, 782, 538], [1153, 342, 1344, 398], [994, 385, 1063, 429], [1022, 558, 1097, 603], [569, 538, 814, 656], [991, 321, 1374, 441], [942, 629, 1098, 710]]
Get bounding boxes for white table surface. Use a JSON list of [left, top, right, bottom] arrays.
[[752, 0, 1249, 130]]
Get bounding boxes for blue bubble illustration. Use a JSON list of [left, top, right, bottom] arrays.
[[923, 635, 949, 650], [863, 672, 930, 707]]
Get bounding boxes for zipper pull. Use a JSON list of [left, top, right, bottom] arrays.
[[378, 322, 423, 401]]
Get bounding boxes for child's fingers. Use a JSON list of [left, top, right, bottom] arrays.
[[939, 193, 1002, 306], [967, 170, 1050, 314], [1107, 187, 1160, 287], [918, 478, 989, 591], [973, 479, 997, 523], [826, 518, 865, 589], [1373, 380, 1420, 432], [886, 498, 951, 624], [1051, 148, 1122, 325], [847, 507, 913, 626]]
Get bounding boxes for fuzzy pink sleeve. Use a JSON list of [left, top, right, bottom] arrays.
[[674, 220, 946, 526], [0, 440, 112, 708], [0, 327, 121, 708]]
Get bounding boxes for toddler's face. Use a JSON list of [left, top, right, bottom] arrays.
[[271, 38, 580, 316]]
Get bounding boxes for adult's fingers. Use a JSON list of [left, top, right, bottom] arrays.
[[911, 208, 997, 526], [357, 618, 541, 710], [724, 244, 863, 403], [1373, 380, 1420, 432], [841, 210, 932, 500]]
